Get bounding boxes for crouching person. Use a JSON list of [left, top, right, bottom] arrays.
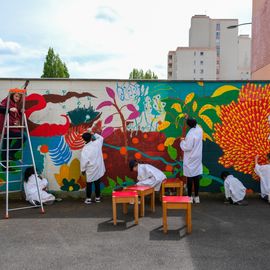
[[24, 166, 55, 206], [129, 159, 167, 192], [221, 171, 248, 206]]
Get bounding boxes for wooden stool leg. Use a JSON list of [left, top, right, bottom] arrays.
[[134, 197, 139, 224], [186, 204, 192, 233], [123, 203, 128, 214], [112, 198, 117, 225], [162, 202, 168, 233], [151, 190, 155, 213], [140, 195, 145, 217]]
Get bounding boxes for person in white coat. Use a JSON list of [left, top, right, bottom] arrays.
[[221, 171, 248, 205], [180, 118, 203, 203], [80, 131, 105, 204], [129, 160, 167, 191], [24, 166, 55, 206], [254, 153, 270, 202]]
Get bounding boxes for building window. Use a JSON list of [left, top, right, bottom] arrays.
[[194, 60, 196, 65], [200, 78, 204, 80], [200, 69, 204, 74], [217, 60, 220, 65], [216, 69, 220, 74], [194, 69, 196, 74], [216, 23, 220, 31], [217, 47, 220, 57], [168, 54, 172, 60], [194, 51, 196, 56], [216, 32, 220, 39], [200, 60, 203, 65], [200, 51, 204, 56]]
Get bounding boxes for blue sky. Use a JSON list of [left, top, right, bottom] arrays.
[[0, 0, 252, 79]]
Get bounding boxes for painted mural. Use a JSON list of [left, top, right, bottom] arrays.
[[0, 80, 269, 195]]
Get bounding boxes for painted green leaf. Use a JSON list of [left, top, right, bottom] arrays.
[[108, 177, 116, 188], [167, 145, 178, 160], [220, 186, 225, 192], [203, 165, 209, 174], [116, 176, 123, 185], [164, 171, 173, 177], [101, 186, 113, 195], [125, 176, 135, 186], [200, 177, 212, 187]]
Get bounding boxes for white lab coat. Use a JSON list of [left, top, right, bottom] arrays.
[[137, 164, 166, 191], [224, 175, 246, 203], [24, 175, 55, 203], [255, 164, 270, 198], [80, 133, 105, 182], [180, 125, 203, 177]]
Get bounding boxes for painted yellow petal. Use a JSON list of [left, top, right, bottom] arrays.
[[164, 137, 176, 146], [171, 103, 182, 113], [203, 132, 213, 141], [157, 121, 170, 131], [192, 101, 198, 112], [197, 81, 204, 87], [54, 173, 63, 186], [184, 92, 195, 105], [69, 158, 80, 180], [211, 85, 239, 98], [200, 114, 213, 129], [198, 104, 216, 115]]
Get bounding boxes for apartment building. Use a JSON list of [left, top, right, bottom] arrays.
[[168, 15, 251, 80]]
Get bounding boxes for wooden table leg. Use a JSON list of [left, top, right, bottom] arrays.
[[134, 197, 139, 224], [140, 195, 145, 217], [151, 190, 155, 213], [186, 203, 192, 233], [112, 198, 117, 225], [162, 202, 168, 233]]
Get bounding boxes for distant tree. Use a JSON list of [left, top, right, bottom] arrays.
[[41, 47, 70, 78], [129, 68, 158, 79]]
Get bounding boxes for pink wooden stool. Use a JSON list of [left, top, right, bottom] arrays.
[[162, 196, 192, 234], [112, 191, 139, 225], [160, 178, 184, 201], [124, 185, 155, 217]]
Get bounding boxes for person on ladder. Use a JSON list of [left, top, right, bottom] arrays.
[[0, 92, 24, 167]]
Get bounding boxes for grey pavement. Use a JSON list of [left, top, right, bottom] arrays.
[[0, 195, 269, 270]]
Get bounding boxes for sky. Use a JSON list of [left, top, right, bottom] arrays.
[[0, 0, 252, 79]]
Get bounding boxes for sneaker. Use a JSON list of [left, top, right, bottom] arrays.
[[84, 198, 92, 204], [95, 197, 101, 203], [55, 198, 63, 202], [188, 196, 193, 203], [194, 196, 200, 204]]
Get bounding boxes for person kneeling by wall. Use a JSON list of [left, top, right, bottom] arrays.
[[221, 171, 248, 206], [24, 166, 56, 206]]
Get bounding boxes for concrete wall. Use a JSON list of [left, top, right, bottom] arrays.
[[1, 79, 270, 195]]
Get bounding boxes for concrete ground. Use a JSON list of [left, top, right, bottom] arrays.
[[0, 195, 269, 270]]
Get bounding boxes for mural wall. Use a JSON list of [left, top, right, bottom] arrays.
[[0, 79, 269, 195]]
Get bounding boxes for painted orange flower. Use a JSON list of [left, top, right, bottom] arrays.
[[213, 83, 270, 178]]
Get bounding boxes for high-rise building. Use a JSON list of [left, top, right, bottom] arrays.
[[168, 15, 251, 80]]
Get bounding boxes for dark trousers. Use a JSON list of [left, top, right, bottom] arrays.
[[1, 131, 24, 161], [187, 175, 200, 197], [86, 179, 101, 198]]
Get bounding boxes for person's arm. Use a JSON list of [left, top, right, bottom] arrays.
[[80, 149, 88, 173], [254, 155, 261, 176], [180, 134, 194, 152], [224, 180, 230, 199]]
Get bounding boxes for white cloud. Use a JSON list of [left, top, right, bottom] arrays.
[[0, 38, 21, 55]]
